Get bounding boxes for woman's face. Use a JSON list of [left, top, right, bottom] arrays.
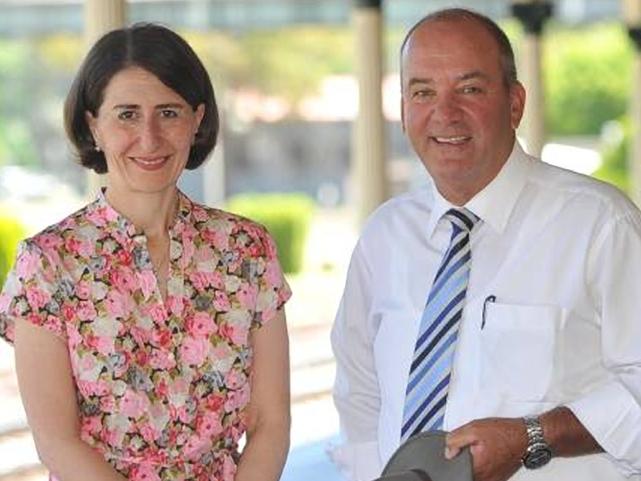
[[87, 66, 204, 196]]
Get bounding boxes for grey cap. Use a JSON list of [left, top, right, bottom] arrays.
[[376, 431, 472, 481]]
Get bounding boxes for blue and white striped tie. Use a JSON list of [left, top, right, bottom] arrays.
[[401, 208, 479, 441]]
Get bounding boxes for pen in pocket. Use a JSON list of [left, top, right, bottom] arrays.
[[481, 294, 496, 329]]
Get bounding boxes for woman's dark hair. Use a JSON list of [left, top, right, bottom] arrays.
[[64, 23, 218, 173]]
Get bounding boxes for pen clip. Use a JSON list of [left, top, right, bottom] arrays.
[[481, 295, 496, 329]]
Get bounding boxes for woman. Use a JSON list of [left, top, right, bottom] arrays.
[[0, 24, 291, 481]]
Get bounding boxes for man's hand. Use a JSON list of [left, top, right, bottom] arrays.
[[445, 417, 527, 481]]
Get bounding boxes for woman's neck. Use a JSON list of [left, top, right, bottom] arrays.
[[104, 186, 179, 239]]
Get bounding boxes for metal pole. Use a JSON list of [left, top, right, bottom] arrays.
[[512, 1, 552, 159], [83, 0, 126, 198], [352, 0, 387, 226]]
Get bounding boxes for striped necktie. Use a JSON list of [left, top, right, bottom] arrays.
[[401, 207, 479, 441]]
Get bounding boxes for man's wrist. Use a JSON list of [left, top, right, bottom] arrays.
[[521, 415, 553, 469]]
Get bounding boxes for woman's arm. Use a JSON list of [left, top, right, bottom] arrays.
[[235, 309, 290, 481], [14, 319, 127, 481]]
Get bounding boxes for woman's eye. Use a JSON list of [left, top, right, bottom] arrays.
[[161, 110, 179, 118], [117, 110, 137, 121]]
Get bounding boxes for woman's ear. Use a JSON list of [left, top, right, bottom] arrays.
[[85, 111, 100, 147]]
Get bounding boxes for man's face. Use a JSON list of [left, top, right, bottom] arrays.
[[401, 19, 525, 204]]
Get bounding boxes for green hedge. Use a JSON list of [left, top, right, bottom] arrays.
[[0, 212, 26, 287], [227, 193, 315, 274], [593, 116, 631, 193]]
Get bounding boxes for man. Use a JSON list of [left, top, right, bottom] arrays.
[[331, 8, 641, 481]]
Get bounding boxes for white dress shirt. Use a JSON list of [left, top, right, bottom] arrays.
[[331, 142, 641, 481]]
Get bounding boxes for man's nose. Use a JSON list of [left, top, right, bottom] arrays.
[[431, 93, 462, 122]]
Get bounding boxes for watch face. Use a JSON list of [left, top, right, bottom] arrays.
[[523, 447, 553, 469]]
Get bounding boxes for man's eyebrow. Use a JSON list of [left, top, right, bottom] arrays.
[[113, 104, 139, 110], [407, 77, 433, 88], [458, 71, 490, 82]]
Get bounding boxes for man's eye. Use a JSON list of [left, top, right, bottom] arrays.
[[412, 89, 433, 99], [160, 110, 179, 118], [461, 86, 482, 94], [117, 111, 137, 120]]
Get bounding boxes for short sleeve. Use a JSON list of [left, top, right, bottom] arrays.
[[253, 228, 291, 328], [0, 240, 68, 344]]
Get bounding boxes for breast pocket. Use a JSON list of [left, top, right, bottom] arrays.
[[480, 302, 560, 402]]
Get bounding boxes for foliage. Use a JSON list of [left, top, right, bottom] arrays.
[[543, 23, 633, 136], [239, 27, 352, 103], [227, 193, 315, 274], [0, 212, 26, 287], [593, 117, 631, 193]]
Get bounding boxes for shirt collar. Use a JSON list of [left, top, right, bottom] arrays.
[[425, 141, 532, 237]]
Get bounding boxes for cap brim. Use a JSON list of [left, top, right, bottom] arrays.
[[381, 431, 473, 481]]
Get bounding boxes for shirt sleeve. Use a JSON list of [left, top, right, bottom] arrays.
[[0, 240, 68, 344], [252, 226, 291, 328], [566, 212, 641, 475], [330, 240, 383, 480]]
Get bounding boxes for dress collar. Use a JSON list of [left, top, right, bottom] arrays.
[[91, 188, 193, 240]]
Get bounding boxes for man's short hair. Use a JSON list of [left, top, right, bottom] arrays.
[[64, 23, 219, 174], [400, 8, 518, 86]]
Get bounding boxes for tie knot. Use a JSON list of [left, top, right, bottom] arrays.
[[444, 208, 479, 233]]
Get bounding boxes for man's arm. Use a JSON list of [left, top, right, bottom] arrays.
[[446, 212, 641, 481], [444, 407, 602, 481], [331, 241, 383, 481]]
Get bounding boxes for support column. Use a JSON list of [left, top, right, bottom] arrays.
[[512, 1, 553, 158], [352, 0, 387, 226], [84, 0, 126, 198], [624, 0, 641, 204]]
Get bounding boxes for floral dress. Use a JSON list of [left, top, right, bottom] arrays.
[[0, 190, 291, 481]]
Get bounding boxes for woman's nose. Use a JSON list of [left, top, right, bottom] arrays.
[[138, 117, 161, 151]]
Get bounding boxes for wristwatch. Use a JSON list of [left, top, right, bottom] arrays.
[[521, 415, 553, 469]]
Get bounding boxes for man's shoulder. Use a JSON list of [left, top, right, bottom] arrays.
[[360, 184, 432, 238], [529, 159, 639, 218]]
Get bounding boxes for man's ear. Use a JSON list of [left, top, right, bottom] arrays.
[[509, 81, 526, 130], [400, 97, 406, 133]]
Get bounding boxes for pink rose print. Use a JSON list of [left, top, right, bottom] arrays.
[[196, 411, 223, 437], [186, 312, 217, 337], [264, 259, 283, 287], [15, 248, 39, 279], [104, 290, 133, 318], [138, 269, 156, 299], [140, 424, 160, 443], [213, 291, 231, 311], [110, 267, 138, 292], [76, 300, 97, 321], [221, 323, 249, 346], [130, 464, 161, 481], [82, 416, 102, 435], [236, 284, 258, 309], [75, 281, 91, 300], [222, 454, 237, 480], [225, 383, 250, 412], [183, 434, 211, 461], [180, 336, 210, 366], [120, 389, 149, 418], [149, 349, 176, 370], [224, 370, 246, 390], [25, 286, 51, 310], [165, 295, 184, 316]]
